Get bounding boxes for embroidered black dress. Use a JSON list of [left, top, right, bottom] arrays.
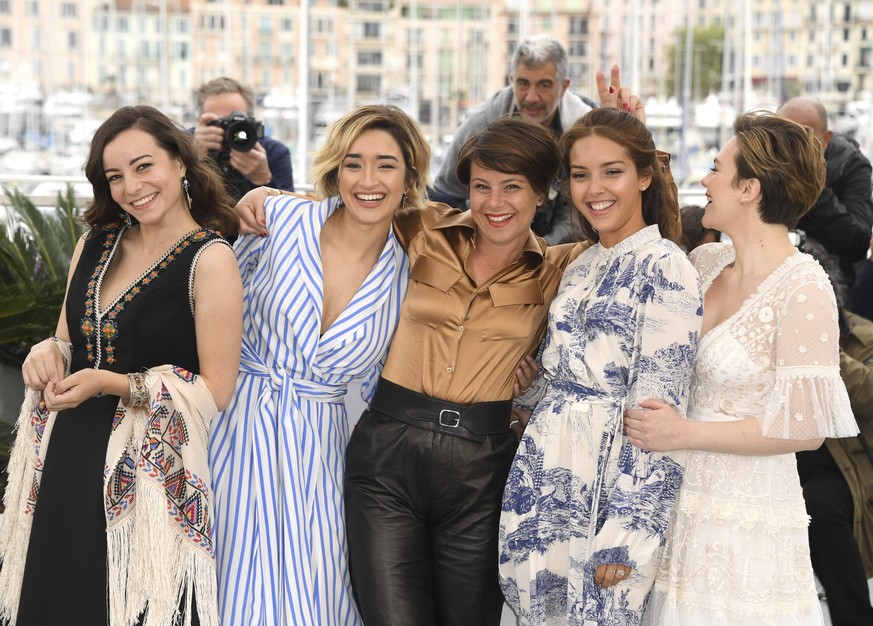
[[16, 224, 226, 626]]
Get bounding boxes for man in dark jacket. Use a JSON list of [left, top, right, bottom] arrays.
[[779, 97, 873, 288], [193, 77, 294, 201]]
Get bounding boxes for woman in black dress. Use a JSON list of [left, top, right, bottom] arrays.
[[0, 105, 243, 626]]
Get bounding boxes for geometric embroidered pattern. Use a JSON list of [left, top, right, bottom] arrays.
[[104, 381, 213, 555], [172, 366, 197, 384], [25, 399, 51, 516], [81, 226, 208, 366]]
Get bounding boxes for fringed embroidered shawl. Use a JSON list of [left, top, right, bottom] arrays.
[[0, 340, 220, 626]]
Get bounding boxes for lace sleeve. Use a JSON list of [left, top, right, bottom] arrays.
[[689, 242, 733, 288], [761, 270, 857, 439]]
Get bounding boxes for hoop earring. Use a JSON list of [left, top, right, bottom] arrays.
[[182, 176, 192, 210]]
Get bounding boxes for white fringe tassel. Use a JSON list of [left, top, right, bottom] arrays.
[[107, 470, 219, 626], [0, 388, 48, 625]]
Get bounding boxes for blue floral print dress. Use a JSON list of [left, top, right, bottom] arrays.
[[498, 225, 703, 626]]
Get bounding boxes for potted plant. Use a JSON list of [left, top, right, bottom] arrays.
[[0, 185, 84, 511]]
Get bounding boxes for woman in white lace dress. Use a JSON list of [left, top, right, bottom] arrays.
[[626, 110, 859, 625]]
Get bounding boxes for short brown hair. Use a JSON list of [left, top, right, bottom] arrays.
[[559, 108, 680, 244], [732, 110, 826, 227], [456, 116, 560, 201], [309, 105, 431, 209]]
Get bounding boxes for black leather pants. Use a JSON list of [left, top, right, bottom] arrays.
[[345, 408, 518, 626]]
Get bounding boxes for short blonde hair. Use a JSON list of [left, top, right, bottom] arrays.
[[310, 105, 431, 209]]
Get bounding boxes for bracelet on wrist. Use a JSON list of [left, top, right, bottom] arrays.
[[127, 372, 148, 409]]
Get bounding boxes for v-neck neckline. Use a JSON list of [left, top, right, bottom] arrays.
[[96, 226, 204, 316], [697, 249, 802, 352], [79, 224, 208, 366]]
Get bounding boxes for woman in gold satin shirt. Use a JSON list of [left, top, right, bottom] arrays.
[[342, 116, 585, 626]]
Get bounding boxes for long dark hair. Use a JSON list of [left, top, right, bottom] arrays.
[[83, 105, 238, 237], [559, 108, 680, 244]]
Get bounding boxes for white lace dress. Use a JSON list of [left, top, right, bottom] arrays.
[[644, 243, 858, 626]]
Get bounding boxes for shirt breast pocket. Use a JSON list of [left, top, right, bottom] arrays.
[[480, 281, 544, 341], [406, 256, 462, 329]]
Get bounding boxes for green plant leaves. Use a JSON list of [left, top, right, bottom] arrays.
[[0, 185, 84, 366]]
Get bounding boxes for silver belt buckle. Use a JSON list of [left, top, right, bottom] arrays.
[[438, 409, 461, 427]]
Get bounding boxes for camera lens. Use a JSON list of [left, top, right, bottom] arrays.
[[229, 124, 257, 150], [210, 111, 264, 153]]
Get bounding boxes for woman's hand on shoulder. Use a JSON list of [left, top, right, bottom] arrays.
[[22, 338, 67, 391], [623, 399, 687, 451], [235, 186, 272, 236]]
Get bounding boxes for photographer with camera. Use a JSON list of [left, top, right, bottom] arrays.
[[193, 77, 294, 200]]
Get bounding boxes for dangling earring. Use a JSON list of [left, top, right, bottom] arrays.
[[182, 176, 192, 210], [401, 192, 409, 210]]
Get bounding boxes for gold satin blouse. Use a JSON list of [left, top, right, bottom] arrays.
[[382, 204, 586, 405]]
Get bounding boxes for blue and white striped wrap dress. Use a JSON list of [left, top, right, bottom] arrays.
[[208, 194, 409, 626]]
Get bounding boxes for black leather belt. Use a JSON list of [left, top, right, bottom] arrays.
[[369, 377, 512, 442]]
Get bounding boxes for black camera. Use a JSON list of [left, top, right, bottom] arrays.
[[208, 110, 264, 160]]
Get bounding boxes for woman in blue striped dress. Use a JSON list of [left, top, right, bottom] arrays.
[[208, 105, 432, 626]]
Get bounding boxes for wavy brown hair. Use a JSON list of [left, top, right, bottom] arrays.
[[83, 105, 238, 237], [558, 108, 680, 244]]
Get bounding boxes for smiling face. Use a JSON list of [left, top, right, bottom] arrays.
[[567, 134, 651, 248], [700, 136, 744, 232], [468, 161, 541, 252], [103, 128, 187, 226], [512, 62, 569, 126], [338, 128, 407, 228]]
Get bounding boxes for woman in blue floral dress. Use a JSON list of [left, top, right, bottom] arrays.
[[498, 108, 703, 626]]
